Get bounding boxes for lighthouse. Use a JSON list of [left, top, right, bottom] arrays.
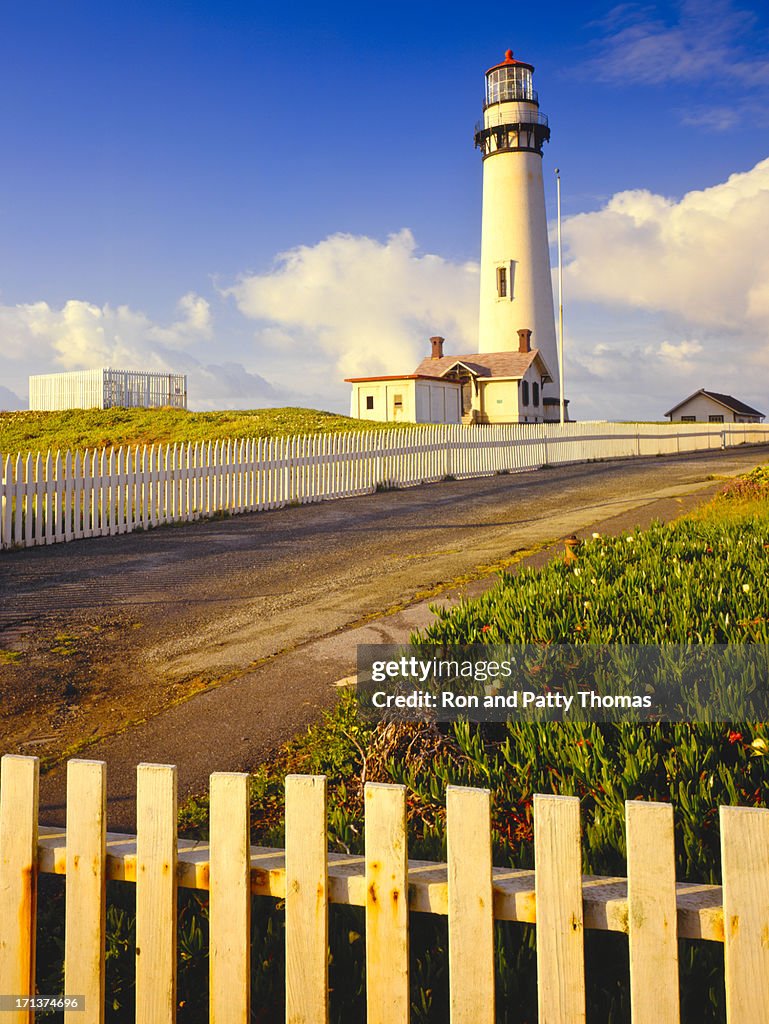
[[346, 48, 560, 425], [475, 50, 560, 407]]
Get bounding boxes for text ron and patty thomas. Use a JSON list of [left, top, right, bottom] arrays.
[[356, 645, 769, 722], [370, 688, 652, 712]]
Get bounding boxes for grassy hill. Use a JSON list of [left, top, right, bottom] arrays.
[[0, 407, 400, 455]]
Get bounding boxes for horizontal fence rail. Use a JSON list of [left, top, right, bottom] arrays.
[[1, 755, 768, 1021], [1, 421, 768, 550]]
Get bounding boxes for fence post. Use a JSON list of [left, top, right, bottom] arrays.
[[135, 764, 177, 1024], [534, 794, 585, 1023], [0, 455, 8, 549], [209, 772, 251, 1024], [365, 783, 409, 1024], [0, 755, 39, 1023], [66, 449, 77, 535], [64, 760, 106, 1024], [286, 775, 328, 1024], [447, 786, 494, 1024], [626, 800, 680, 1023], [720, 805, 769, 1020]]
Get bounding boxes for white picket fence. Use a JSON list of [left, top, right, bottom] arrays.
[[1, 420, 767, 550]]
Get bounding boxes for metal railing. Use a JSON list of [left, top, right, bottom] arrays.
[[476, 108, 550, 133]]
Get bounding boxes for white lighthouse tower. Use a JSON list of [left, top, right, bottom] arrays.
[[475, 50, 560, 407]]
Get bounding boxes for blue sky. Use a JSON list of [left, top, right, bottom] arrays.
[[1, 0, 768, 419]]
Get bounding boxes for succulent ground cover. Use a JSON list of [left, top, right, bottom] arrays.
[[37, 465, 769, 1021]]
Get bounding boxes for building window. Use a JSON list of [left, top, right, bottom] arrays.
[[533, 382, 539, 406], [497, 267, 507, 298], [393, 394, 403, 408], [681, 415, 696, 422], [366, 396, 374, 410], [709, 414, 724, 423], [521, 381, 529, 406]]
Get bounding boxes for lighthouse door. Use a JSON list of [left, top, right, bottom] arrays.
[[461, 381, 473, 416]]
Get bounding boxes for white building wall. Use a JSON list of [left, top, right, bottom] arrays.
[[478, 365, 546, 424], [350, 379, 460, 423], [518, 363, 546, 423], [480, 379, 517, 423], [350, 382, 382, 420], [417, 381, 461, 424], [350, 380, 416, 422], [669, 395, 740, 422]]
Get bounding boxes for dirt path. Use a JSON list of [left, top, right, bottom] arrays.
[[1, 445, 766, 827]]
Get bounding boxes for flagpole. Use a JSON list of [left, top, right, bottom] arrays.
[[555, 167, 565, 425]]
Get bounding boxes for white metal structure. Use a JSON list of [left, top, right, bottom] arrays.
[[28, 369, 187, 411], [2, 421, 767, 550], [475, 51, 559, 406]]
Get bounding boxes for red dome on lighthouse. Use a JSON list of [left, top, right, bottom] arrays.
[[486, 49, 535, 75]]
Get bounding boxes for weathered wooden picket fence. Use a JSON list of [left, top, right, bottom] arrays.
[[1, 753, 766, 1023], [2, 420, 768, 551]]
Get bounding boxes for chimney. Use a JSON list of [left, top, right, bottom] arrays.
[[517, 328, 532, 354], [430, 335, 445, 360]]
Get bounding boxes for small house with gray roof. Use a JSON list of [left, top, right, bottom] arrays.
[[346, 330, 558, 425], [664, 390, 764, 424]]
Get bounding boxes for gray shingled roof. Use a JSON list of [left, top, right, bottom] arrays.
[[413, 350, 552, 381]]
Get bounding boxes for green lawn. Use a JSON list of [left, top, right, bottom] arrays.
[[0, 406, 400, 455]]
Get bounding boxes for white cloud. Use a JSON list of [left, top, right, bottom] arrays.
[[0, 293, 282, 411], [0, 293, 213, 372], [187, 362, 278, 411], [556, 157, 769, 418], [589, 0, 769, 88], [679, 105, 745, 131], [563, 156, 769, 334], [658, 339, 703, 361], [224, 229, 480, 381], [585, 1, 769, 129], [147, 292, 213, 349]]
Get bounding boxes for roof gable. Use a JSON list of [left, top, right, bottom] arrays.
[[664, 388, 765, 419], [414, 350, 553, 382]]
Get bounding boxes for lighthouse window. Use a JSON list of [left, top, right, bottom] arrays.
[[486, 66, 535, 105], [533, 382, 539, 406], [366, 396, 374, 410], [521, 381, 530, 406], [497, 267, 507, 297]]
